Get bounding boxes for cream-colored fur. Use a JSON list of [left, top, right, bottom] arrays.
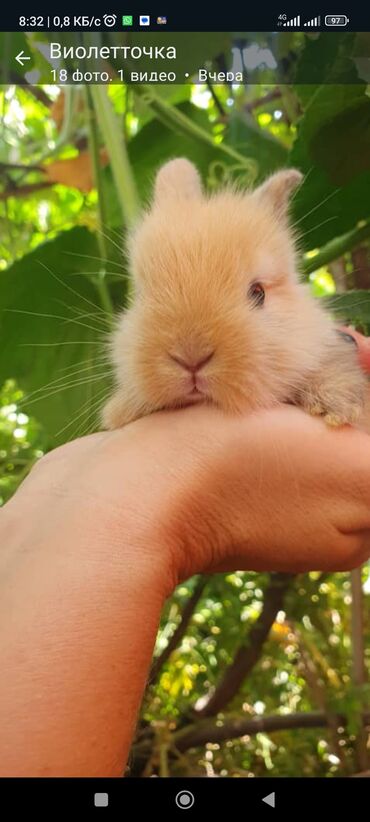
[[102, 159, 367, 430]]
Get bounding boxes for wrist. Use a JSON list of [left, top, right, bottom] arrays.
[[2, 433, 189, 604], [0, 459, 173, 776], [1, 484, 174, 608]]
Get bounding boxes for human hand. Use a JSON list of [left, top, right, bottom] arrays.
[[9, 391, 370, 586]]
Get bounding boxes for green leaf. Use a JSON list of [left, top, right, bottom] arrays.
[[293, 32, 354, 106], [224, 112, 288, 180], [0, 227, 123, 442], [290, 83, 370, 250], [324, 290, 370, 330], [310, 97, 370, 185]]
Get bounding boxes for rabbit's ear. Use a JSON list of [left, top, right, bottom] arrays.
[[253, 169, 302, 219], [153, 158, 203, 206]]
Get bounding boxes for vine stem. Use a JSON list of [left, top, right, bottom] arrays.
[[90, 85, 140, 226], [133, 85, 257, 181], [84, 86, 114, 319], [302, 222, 370, 276]]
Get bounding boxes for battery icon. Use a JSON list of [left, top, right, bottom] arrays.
[[324, 14, 349, 26]]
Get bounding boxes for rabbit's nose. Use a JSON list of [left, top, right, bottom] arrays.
[[169, 350, 215, 373]]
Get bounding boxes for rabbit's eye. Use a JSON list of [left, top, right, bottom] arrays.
[[248, 281, 265, 307]]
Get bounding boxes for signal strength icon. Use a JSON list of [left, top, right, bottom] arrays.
[[283, 15, 301, 26], [304, 15, 321, 26]]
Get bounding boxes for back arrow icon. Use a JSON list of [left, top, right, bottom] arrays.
[[16, 51, 31, 66], [262, 792, 275, 807]]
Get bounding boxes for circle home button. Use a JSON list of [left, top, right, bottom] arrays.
[[175, 790, 195, 809]]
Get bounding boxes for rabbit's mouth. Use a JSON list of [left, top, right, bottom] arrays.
[[176, 385, 208, 409], [184, 387, 205, 403], [169, 369, 214, 409], [186, 376, 210, 400]]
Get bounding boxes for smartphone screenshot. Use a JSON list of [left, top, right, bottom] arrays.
[[0, 6, 369, 814]]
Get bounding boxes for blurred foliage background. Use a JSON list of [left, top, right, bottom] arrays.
[[0, 30, 369, 776]]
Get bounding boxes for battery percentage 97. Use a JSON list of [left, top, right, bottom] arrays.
[[324, 15, 349, 27]]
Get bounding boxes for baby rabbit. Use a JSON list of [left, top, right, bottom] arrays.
[[102, 159, 366, 430]]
